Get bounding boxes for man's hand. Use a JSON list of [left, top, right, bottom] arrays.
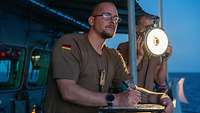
[[160, 94, 174, 113], [162, 44, 172, 62], [114, 89, 141, 106], [137, 35, 144, 66]]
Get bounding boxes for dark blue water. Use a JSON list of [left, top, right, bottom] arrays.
[[169, 73, 200, 113]]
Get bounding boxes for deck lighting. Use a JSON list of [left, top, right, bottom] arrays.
[[144, 28, 168, 56]]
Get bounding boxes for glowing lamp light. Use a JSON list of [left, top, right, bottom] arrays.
[[32, 55, 40, 59], [144, 28, 168, 56]]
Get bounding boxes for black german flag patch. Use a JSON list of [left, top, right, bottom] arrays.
[[62, 44, 72, 50]]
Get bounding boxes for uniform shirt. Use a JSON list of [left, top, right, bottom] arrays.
[[117, 41, 162, 103], [44, 33, 128, 113]]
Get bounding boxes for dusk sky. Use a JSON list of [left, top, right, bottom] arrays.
[[107, 0, 200, 73]]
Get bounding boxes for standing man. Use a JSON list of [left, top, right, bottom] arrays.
[[117, 10, 172, 103], [44, 2, 141, 113], [44, 1, 173, 113]]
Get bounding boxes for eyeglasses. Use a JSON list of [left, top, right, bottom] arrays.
[[93, 12, 122, 23]]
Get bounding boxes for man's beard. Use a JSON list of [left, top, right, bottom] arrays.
[[93, 25, 116, 39], [100, 30, 114, 39]]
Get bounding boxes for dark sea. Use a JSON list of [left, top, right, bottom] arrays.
[[169, 73, 200, 113]]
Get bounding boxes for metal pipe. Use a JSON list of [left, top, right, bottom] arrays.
[[28, 0, 89, 30], [128, 0, 137, 84], [158, 0, 169, 84], [158, 0, 163, 28]]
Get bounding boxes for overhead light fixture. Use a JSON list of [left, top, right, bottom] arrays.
[[144, 28, 168, 56]]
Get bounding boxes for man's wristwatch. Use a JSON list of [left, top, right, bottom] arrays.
[[106, 93, 115, 107]]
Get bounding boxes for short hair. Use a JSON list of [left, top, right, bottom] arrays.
[[91, 1, 116, 16]]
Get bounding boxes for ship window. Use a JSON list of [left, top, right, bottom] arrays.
[[27, 49, 50, 88], [28, 61, 40, 83], [0, 60, 11, 83], [0, 45, 25, 89]]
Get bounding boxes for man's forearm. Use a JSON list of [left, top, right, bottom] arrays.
[[57, 79, 107, 107], [56, 79, 141, 107], [157, 61, 167, 85]]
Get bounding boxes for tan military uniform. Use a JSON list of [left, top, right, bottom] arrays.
[[44, 33, 128, 113], [117, 41, 162, 103]]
